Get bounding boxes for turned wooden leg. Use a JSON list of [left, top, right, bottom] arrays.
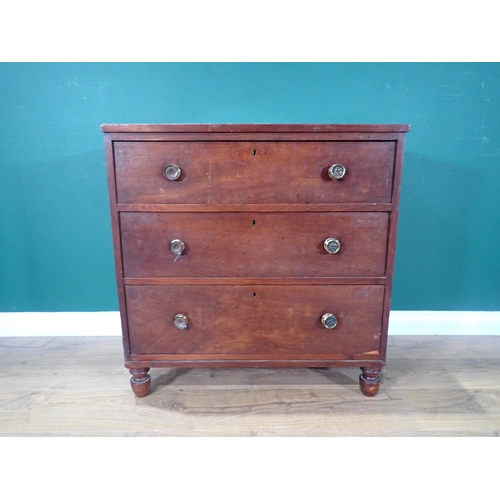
[[129, 367, 151, 397], [359, 367, 381, 397]]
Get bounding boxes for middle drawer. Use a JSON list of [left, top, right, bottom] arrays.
[[121, 212, 388, 278]]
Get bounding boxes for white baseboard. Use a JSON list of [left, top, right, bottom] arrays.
[[0, 312, 121, 337], [388, 311, 500, 335], [0, 310, 499, 337]]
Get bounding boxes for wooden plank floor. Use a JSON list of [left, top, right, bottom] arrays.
[[0, 336, 499, 436]]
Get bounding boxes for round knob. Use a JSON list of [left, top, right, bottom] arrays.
[[328, 164, 346, 180], [163, 164, 181, 181], [324, 237, 341, 254], [321, 313, 338, 329], [174, 314, 188, 330], [170, 239, 185, 256]]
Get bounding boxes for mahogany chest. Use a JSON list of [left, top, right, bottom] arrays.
[[102, 124, 409, 397]]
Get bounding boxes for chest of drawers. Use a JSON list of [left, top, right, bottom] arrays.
[[102, 124, 409, 398]]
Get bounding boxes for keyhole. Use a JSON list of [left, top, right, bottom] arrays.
[[252, 219, 256, 226], [253, 149, 257, 156], [253, 292, 257, 298]]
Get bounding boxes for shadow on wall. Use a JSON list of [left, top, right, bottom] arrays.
[[394, 151, 500, 311], [0, 149, 117, 311]]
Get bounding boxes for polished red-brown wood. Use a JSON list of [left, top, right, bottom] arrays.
[[129, 367, 151, 398], [102, 123, 409, 398], [114, 141, 395, 205], [379, 133, 406, 361], [359, 366, 382, 397], [104, 135, 132, 358], [129, 355, 383, 363], [107, 132, 404, 143], [117, 203, 393, 212], [123, 277, 387, 285], [101, 123, 410, 133], [120, 212, 389, 278], [125, 285, 384, 356]]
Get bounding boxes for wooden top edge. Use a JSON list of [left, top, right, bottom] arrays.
[[100, 123, 410, 133]]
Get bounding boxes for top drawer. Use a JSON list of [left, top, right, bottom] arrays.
[[114, 141, 395, 205]]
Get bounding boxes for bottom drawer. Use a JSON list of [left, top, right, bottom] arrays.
[[126, 285, 384, 357]]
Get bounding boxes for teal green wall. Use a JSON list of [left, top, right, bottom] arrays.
[[1, 63, 499, 311]]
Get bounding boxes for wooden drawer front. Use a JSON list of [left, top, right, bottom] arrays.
[[121, 212, 389, 278], [114, 141, 395, 204], [126, 285, 384, 356]]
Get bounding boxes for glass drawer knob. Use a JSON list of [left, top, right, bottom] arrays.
[[163, 164, 181, 181], [324, 238, 341, 254], [328, 164, 346, 180], [170, 239, 185, 255], [174, 314, 188, 330], [321, 313, 338, 329]]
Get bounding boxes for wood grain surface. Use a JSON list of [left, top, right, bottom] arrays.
[[120, 212, 389, 278], [101, 124, 411, 133], [125, 285, 384, 356], [117, 203, 394, 212], [104, 124, 408, 395], [0, 335, 498, 436], [114, 141, 395, 204]]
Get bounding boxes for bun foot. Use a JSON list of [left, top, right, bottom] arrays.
[[359, 367, 381, 397], [129, 368, 151, 397]]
